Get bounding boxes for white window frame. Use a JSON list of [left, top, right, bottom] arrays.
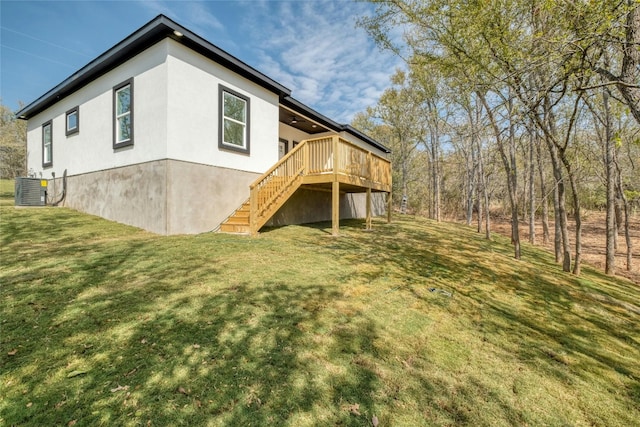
[[113, 78, 134, 148], [218, 85, 250, 154], [42, 120, 52, 167], [65, 106, 79, 136]]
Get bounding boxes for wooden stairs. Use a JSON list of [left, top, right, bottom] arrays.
[[219, 200, 250, 234], [217, 135, 392, 236]]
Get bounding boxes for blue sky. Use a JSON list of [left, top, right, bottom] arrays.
[[1, 0, 403, 123]]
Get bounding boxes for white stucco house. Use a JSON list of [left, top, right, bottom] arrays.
[[17, 15, 391, 235]]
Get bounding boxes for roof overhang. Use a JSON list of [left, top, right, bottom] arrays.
[[16, 14, 390, 154], [280, 96, 391, 153], [16, 15, 290, 120]]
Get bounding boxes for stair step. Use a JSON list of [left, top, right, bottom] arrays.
[[226, 216, 249, 224], [219, 223, 250, 234], [233, 209, 250, 218]]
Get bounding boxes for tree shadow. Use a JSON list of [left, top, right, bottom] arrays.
[[2, 211, 383, 425]]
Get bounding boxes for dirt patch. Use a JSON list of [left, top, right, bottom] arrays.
[[473, 211, 639, 285]]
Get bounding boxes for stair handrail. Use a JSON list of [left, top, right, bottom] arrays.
[[250, 140, 310, 235], [248, 136, 392, 235]]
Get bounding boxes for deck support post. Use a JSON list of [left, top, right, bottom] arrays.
[[332, 180, 340, 236], [366, 187, 372, 230], [387, 191, 392, 223], [332, 136, 340, 237], [250, 186, 258, 236]]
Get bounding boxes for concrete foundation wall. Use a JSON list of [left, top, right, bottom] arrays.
[[166, 160, 258, 234], [53, 160, 386, 235], [58, 160, 169, 234], [55, 160, 259, 235], [267, 188, 387, 227]]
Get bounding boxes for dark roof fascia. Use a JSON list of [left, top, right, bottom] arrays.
[[281, 96, 391, 154], [280, 95, 342, 131], [342, 124, 391, 154], [16, 14, 291, 120]]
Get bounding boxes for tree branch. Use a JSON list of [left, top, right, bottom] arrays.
[[577, 80, 640, 91]]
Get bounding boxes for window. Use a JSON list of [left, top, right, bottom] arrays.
[[219, 85, 250, 154], [278, 138, 288, 159], [66, 106, 79, 136], [113, 78, 133, 148], [42, 121, 52, 167]]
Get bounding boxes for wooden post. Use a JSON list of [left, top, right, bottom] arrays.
[[303, 139, 309, 175], [332, 181, 340, 236], [387, 191, 392, 223], [366, 187, 372, 230], [332, 136, 340, 236], [250, 186, 258, 236]]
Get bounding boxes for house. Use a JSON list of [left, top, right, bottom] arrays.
[[16, 15, 391, 236]]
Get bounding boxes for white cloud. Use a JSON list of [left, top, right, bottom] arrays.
[[240, 0, 403, 123], [138, 0, 225, 33], [138, 0, 403, 124]]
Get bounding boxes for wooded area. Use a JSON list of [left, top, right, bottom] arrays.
[[0, 103, 26, 180], [355, 0, 639, 278]]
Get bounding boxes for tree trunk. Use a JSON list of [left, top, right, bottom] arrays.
[[553, 182, 562, 264], [528, 130, 536, 244], [547, 142, 571, 271], [476, 131, 491, 240], [466, 139, 477, 226], [541, 98, 571, 272], [430, 135, 441, 222], [604, 85, 616, 275], [614, 154, 633, 272], [478, 91, 519, 257], [536, 138, 550, 244], [508, 97, 521, 259], [563, 160, 582, 275]]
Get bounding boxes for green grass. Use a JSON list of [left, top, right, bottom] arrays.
[[1, 178, 639, 426]]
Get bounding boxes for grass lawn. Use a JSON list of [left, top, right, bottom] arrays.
[[1, 179, 639, 426]]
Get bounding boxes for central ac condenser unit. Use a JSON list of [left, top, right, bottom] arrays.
[[15, 177, 47, 206]]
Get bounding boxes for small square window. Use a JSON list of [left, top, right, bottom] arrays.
[[66, 106, 79, 136]]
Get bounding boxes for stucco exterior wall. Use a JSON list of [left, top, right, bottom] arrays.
[[26, 41, 170, 180], [165, 40, 280, 173], [278, 123, 314, 147], [25, 39, 281, 182]]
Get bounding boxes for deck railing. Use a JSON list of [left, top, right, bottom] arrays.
[[249, 135, 391, 235]]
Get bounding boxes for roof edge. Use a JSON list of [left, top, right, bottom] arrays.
[[17, 14, 291, 119], [281, 96, 390, 154]]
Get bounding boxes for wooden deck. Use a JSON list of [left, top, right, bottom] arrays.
[[219, 135, 392, 236]]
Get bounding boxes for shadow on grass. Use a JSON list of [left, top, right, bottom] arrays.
[[1, 209, 382, 425], [2, 207, 639, 425], [303, 215, 640, 422]]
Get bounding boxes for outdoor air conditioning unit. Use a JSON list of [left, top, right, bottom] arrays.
[[15, 177, 47, 206]]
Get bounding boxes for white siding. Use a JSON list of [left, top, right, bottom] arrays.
[[26, 42, 170, 179], [165, 40, 280, 173], [26, 39, 282, 179]]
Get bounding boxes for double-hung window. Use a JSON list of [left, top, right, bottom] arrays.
[[113, 78, 133, 148], [219, 85, 250, 154], [42, 120, 52, 167], [66, 106, 79, 136]]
